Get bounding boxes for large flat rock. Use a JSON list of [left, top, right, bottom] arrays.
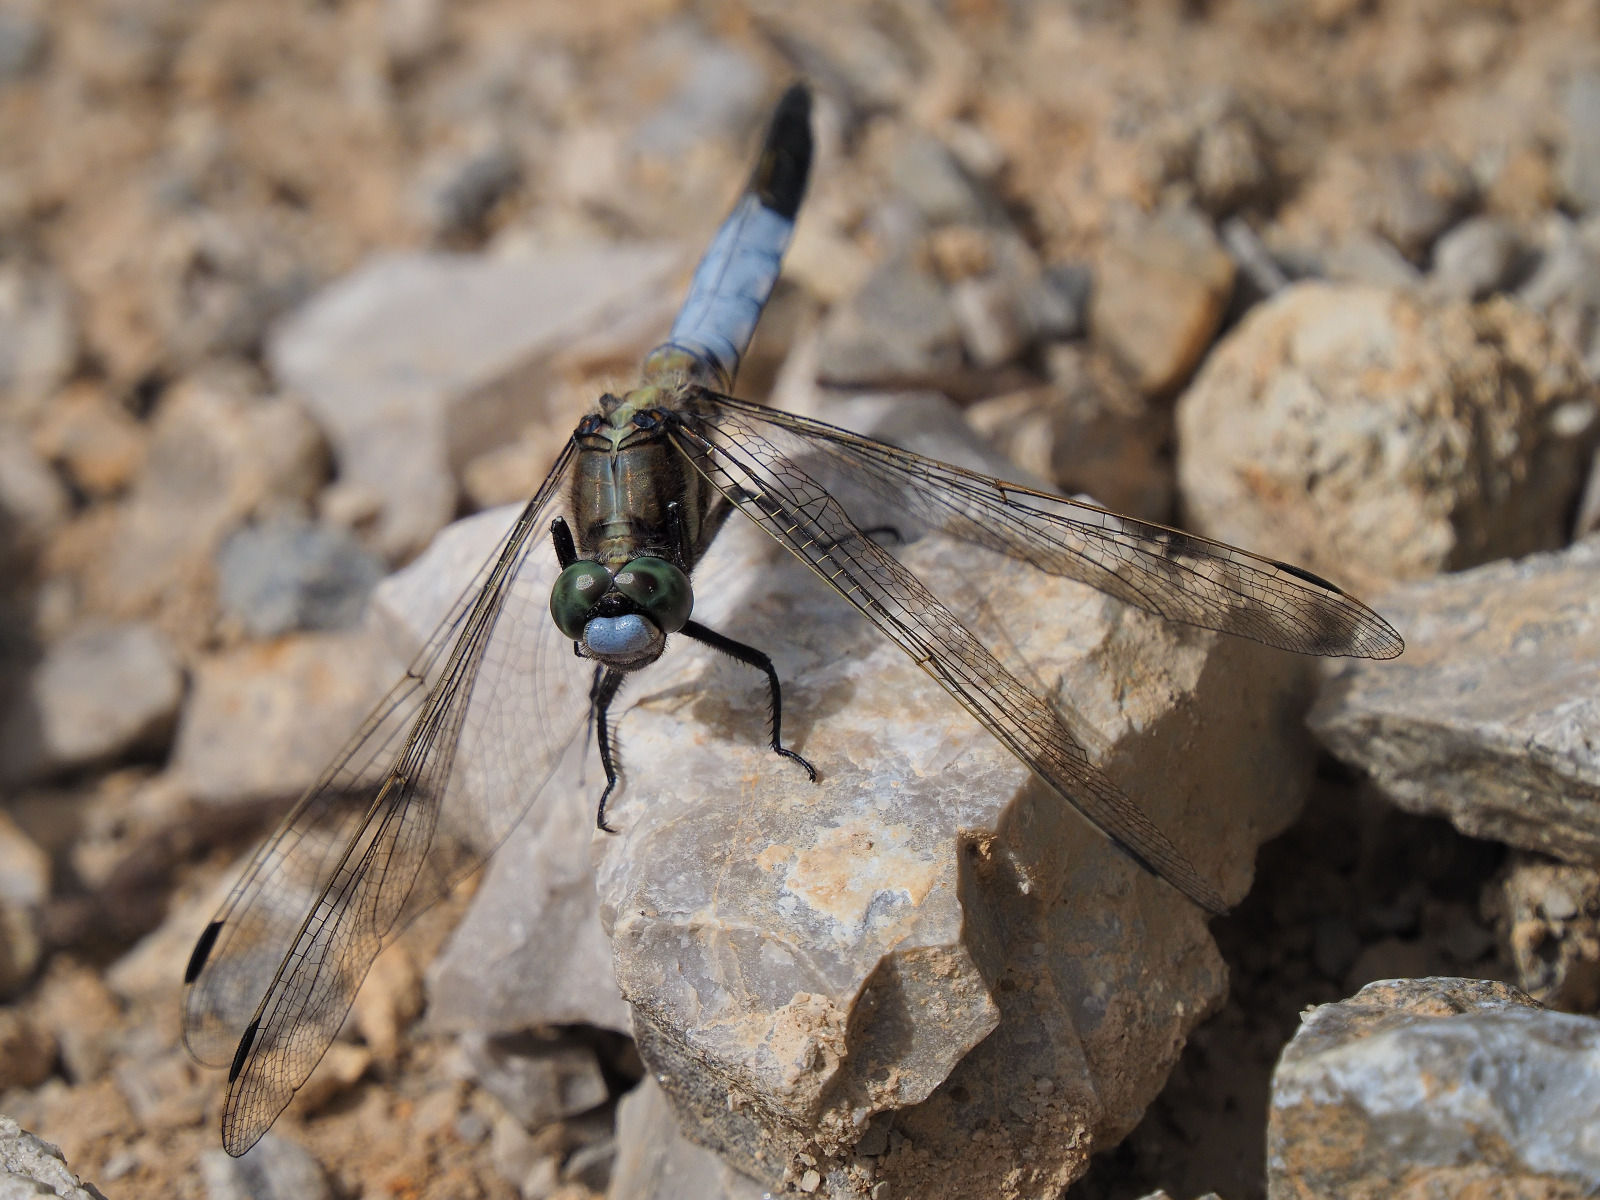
[[1310, 537, 1600, 863], [370, 398, 1320, 1199], [269, 243, 685, 561]]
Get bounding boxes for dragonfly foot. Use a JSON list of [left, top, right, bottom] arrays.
[[776, 746, 818, 783]]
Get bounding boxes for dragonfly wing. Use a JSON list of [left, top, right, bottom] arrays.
[[667, 408, 1229, 916], [183, 440, 590, 1155], [692, 392, 1403, 660]]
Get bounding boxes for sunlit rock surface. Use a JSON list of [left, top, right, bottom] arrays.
[[1311, 536, 1600, 863], [1268, 979, 1600, 1200], [590, 515, 1315, 1195], [373, 398, 1320, 1198]]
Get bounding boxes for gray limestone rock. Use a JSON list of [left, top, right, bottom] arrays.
[[455, 1030, 609, 1129], [200, 1132, 331, 1200], [2, 622, 182, 782], [1372, 149, 1475, 261], [608, 1077, 766, 1200], [92, 369, 329, 627], [1310, 537, 1600, 864], [268, 244, 685, 561], [169, 630, 396, 806], [815, 257, 963, 390], [0, 263, 76, 423], [1563, 69, 1600, 216], [1427, 216, 1523, 301], [1268, 978, 1599, 1200], [0, 1116, 106, 1200], [1321, 234, 1423, 290], [1177, 282, 1600, 596], [216, 517, 384, 638], [590, 506, 1313, 1198]]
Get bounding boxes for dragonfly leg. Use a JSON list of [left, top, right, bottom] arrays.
[[591, 667, 627, 832], [679, 619, 818, 784], [551, 516, 577, 569], [666, 501, 691, 571]]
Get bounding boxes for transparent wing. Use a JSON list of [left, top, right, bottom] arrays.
[[667, 403, 1231, 916], [692, 392, 1403, 660], [182, 439, 590, 1155]]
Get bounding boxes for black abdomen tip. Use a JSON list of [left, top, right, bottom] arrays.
[[753, 83, 813, 220]]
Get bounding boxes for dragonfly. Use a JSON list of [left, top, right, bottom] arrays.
[[182, 82, 1403, 1156]]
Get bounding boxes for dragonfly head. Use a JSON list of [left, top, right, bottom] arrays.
[[550, 556, 694, 669]]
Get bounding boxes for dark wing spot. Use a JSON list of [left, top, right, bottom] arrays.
[[1272, 559, 1344, 593], [229, 1018, 260, 1083], [184, 920, 223, 985]]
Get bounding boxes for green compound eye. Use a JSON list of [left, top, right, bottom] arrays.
[[550, 561, 613, 640], [611, 557, 694, 634]]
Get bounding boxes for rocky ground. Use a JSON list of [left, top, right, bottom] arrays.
[[2, 0, 1600, 1197]]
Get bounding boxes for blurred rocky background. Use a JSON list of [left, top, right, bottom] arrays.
[[0, 0, 1598, 1196]]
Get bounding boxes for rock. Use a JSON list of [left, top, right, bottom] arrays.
[[1562, 69, 1600, 215], [1221, 217, 1289, 300], [168, 629, 396, 806], [1310, 537, 1600, 863], [2, 622, 183, 782], [1373, 149, 1476, 261], [0, 422, 67, 541], [1321, 234, 1423, 289], [1578, 448, 1600, 538], [1268, 978, 1600, 1199], [967, 345, 1173, 522], [607, 1076, 766, 1200], [0, 6, 46, 84], [585, 416, 1315, 1193], [1427, 216, 1523, 301], [0, 263, 77, 423], [32, 384, 147, 500], [888, 136, 989, 227], [268, 244, 685, 561], [0, 1116, 108, 1200], [1090, 205, 1236, 397], [1177, 283, 1600, 595], [455, 1031, 609, 1129], [948, 275, 1026, 369], [286, 1042, 371, 1118], [0, 1008, 55, 1091], [1486, 853, 1600, 1012], [410, 139, 521, 240], [0, 810, 47, 911], [814, 257, 963, 390], [564, 1138, 618, 1192], [93, 369, 329, 632], [113, 1049, 207, 1132], [1518, 214, 1600, 381], [631, 32, 768, 159], [1025, 263, 1092, 343], [151, 213, 311, 368], [349, 942, 422, 1066], [215, 517, 383, 639], [31, 960, 119, 1085], [200, 1132, 332, 1200], [391, 392, 1314, 1198]]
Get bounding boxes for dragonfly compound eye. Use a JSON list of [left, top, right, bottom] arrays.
[[612, 557, 694, 634], [550, 561, 613, 640]]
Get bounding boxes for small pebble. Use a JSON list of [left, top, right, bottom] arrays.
[[798, 1168, 822, 1193]]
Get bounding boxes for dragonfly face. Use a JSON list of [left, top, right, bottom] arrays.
[[184, 80, 1404, 1158]]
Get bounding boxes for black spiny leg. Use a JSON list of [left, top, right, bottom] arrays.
[[679, 620, 818, 784], [591, 667, 627, 833]]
